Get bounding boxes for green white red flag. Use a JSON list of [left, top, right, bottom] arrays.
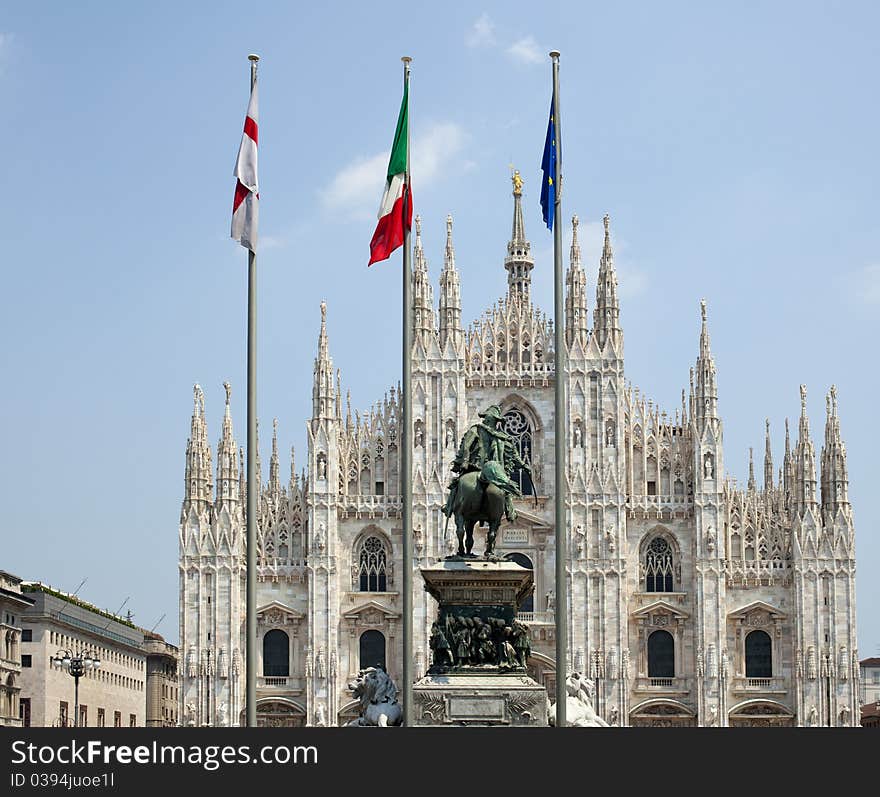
[[368, 84, 412, 265]]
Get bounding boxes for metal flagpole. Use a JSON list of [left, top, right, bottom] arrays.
[[550, 49, 567, 728], [246, 52, 259, 729], [400, 55, 414, 727]]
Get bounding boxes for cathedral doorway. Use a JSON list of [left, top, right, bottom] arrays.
[[728, 700, 793, 727], [629, 700, 696, 727]]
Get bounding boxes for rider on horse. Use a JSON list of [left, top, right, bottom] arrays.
[[441, 404, 530, 523]]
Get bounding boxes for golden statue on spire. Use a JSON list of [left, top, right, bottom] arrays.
[[512, 169, 523, 196]]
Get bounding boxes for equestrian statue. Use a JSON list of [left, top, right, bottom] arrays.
[[441, 404, 532, 559]]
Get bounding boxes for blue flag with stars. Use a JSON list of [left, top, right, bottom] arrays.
[[540, 93, 558, 230]]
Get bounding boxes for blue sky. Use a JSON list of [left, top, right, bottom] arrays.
[[1, 1, 878, 654]]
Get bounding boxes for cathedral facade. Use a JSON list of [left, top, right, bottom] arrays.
[[178, 180, 860, 727]]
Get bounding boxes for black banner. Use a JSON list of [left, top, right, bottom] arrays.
[[0, 727, 873, 791]]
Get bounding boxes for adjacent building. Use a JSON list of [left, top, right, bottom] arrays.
[[178, 177, 860, 727], [860, 657, 880, 706], [144, 632, 179, 727], [18, 583, 147, 727], [0, 571, 35, 727]]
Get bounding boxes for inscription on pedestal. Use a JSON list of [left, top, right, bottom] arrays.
[[449, 695, 506, 722]]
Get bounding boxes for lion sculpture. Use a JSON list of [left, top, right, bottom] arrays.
[[548, 672, 610, 727], [346, 666, 403, 727]]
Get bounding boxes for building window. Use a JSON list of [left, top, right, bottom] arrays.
[[647, 630, 675, 678], [745, 630, 772, 678], [130, 714, 136, 727], [645, 537, 674, 592], [504, 552, 535, 613], [59, 701, 68, 727], [502, 409, 533, 495], [97, 708, 105, 728], [19, 698, 30, 727], [21, 655, 32, 668], [262, 629, 290, 677], [80, 705, 88, 727], [359, 630, 386, 671], [114, 711, 121, 728], [21, 629, 32, 642], [357, 536, 388, 592]]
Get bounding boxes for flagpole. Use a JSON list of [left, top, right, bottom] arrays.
[[245, 52, 259, 729], [400, 54, 414, 728], [550, 49, 567, 729]]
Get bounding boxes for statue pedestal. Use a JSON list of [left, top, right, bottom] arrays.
[[412, 559, 548, 727]]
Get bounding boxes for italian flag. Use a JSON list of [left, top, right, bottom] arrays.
[[368, 84, 412, 265]]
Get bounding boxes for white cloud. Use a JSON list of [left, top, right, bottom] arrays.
[[321, 122, 467, 219], [507, 36, 543, 65], [466, 13, 496, 48], [854, 263, 880, 305], [412, 122, 466, 184], [319, 150, 388, 219], [259, 235, 286, 251], [0, 33, 12, 67]]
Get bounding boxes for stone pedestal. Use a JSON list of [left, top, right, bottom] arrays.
[[412, 559, 548, 726]]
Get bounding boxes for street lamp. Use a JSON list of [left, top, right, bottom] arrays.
[[52, 649, 101, 727]]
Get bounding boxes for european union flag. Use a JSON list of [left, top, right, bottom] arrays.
[[540, 94, 558, 230]]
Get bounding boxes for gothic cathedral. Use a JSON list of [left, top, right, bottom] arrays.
[[178, 178, 859, 727]]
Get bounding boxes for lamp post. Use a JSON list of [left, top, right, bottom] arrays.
[[52, 649, 101, 728]]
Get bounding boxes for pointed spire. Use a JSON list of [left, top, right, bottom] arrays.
[[764, 419, 774, 491], [793, 384, 818, 514], [412, 214, 435, 340], [269, 418, 281, 499], [748, 447, 756, 492], [565, 214, 588, 347], [238, 446, 246, 515], [183, 383, 212, 510], [216, 381, 239, 510], [821, 384, 850, 514], [255, 417, 262, 491], [439, 213, 463, 349], [693, 299, 719, 428], [289, 445, 296, 491], [346, 389, 353, 431], [783, 417, 793, 508], [593, 213, 621, 349], [312, 301, 336, 421], [505, 170, 534, 300]]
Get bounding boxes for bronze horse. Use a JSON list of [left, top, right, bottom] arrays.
[[448, 470, 507, 558]]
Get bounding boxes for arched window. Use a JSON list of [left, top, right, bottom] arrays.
[[359, 630, 386, 670], [357, 535, 388, 592], [502, 409, 533, 495], [262, 630, 289, 677], [504, 552, 534, 613], [645, 537, 674, 592], [745, 630, 772, 678], [648, 630, 675, 678]]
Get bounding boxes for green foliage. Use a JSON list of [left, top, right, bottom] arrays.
[[21, 583, 138, 630]]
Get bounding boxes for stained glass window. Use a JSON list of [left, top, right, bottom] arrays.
[[358, 536, 388, 592], [645, 537, 674, 592], [503, 409, 533, 496]]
